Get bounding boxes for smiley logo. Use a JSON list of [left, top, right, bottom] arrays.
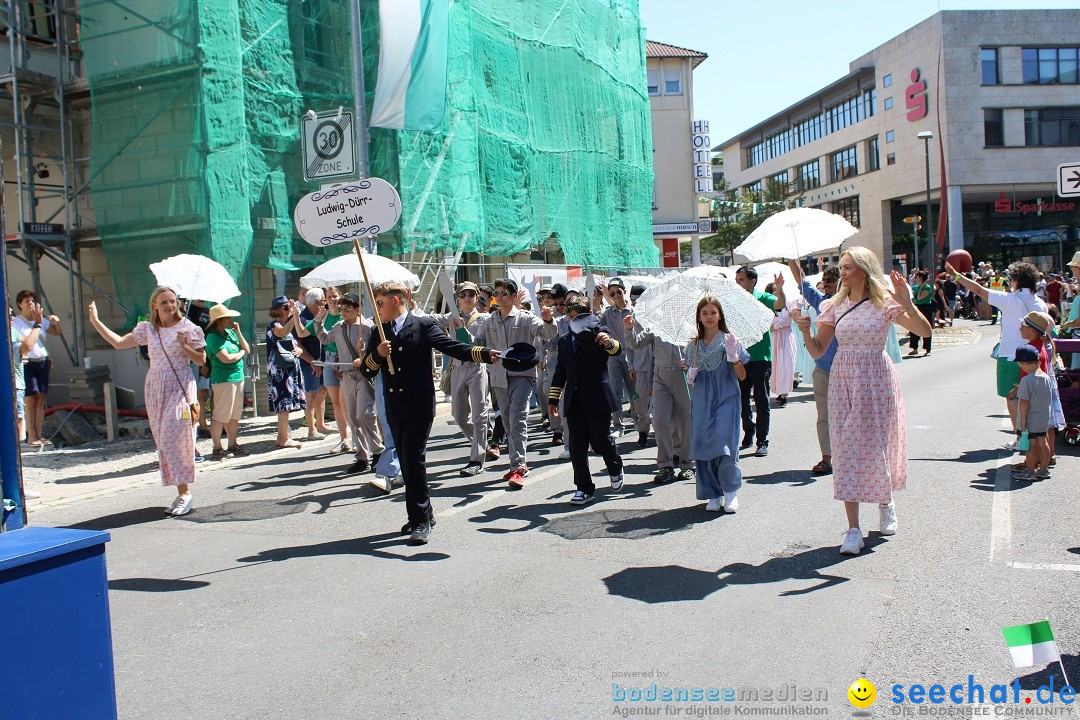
[[848, 678, 876, 709]]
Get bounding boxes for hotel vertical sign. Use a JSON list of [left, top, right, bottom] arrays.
[[692, 120, 712, 193]]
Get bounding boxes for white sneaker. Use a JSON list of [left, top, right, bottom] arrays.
[[705, 498, 722, 512], [24, 489, 42, 499], [609, 473, 624, 491], [171, 493, 194, 516], [879, 502, 897, 536], [839, 528, 864, 555], [330, 441, 350, 454], [166, 494, 184, 515], [723, 494, 739, 513], [558, 448, 571, 460], [369, 476, 393, 494]]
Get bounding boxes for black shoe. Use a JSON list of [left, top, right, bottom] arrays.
[[460, 461, 484, 477], [637, 432, 648, 448], [739, 434, 753, 450], [347, 459, 371, 474], [408, 522, 432, 545], [551, 433, 563, 447], [401, 518, 436, 535], [370, 453, 381, 468]]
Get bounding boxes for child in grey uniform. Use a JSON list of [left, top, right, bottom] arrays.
[[1013, 345, 1054, 481]]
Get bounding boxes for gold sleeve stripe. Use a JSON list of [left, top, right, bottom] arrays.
[[606, 340, 620, 355], [548, 387, 563, 402], [365, 355, 381, 370], [471, 346, 482, 363]]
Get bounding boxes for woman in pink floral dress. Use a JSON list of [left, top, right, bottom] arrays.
[[796, 248, 932, 555], [88, 287, 207, 516]]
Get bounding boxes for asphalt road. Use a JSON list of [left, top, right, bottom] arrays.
[[31, 321, 1080, 720]]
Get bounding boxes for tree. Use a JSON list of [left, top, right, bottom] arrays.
[[689, 175, 801, 265]]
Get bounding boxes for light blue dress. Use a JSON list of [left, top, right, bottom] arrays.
[[687, 334, 750, 500]]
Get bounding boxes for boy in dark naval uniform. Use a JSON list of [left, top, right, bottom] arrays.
[[547, 297, 625, 506], [361, 281, 499, 545]]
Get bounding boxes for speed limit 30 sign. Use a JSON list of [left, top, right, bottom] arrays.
[[301, 111, 356, 183]]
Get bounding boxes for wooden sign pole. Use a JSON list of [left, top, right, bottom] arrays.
[[353, 237, 395, 375]]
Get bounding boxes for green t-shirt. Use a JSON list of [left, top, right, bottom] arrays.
[[913, 283, 934, 305], [747, 290, 777, 362], [205, 328, 245, 384], [306, 314, 341, 353]]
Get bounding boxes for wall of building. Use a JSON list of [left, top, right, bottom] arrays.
[[722, 10, 1080, 270]]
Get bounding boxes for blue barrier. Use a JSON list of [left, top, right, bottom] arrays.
[[0, 527, 118, 719]]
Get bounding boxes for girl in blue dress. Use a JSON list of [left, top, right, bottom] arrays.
[[685, 296, 749, 513]]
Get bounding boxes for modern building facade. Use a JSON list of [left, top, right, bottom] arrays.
[[647, 40, 709, 267], [719, 10, 1080, 272]]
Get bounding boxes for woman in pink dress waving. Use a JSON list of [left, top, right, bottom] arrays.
[[796, 248, 931, 555], [88, 286, 207, 516]]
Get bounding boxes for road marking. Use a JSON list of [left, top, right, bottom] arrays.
[[1009, 562, 1080, 573], [988, 420, 1014, 563]]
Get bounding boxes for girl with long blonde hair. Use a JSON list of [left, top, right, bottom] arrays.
[[797, 248, 931, 555], [88, 286, 207, 515]]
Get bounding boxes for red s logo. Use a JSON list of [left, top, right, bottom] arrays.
[[906, 68, 928, 121], [995, 193, 1013, 213]]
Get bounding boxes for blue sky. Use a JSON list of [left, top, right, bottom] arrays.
[[638, 0, 1080, 146]]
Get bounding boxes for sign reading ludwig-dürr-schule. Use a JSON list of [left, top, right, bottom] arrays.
[[293, 177, 402, 247]]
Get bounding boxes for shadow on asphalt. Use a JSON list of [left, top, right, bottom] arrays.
[[1016, 653, 1079, 691], [234, 531, 448, 563], [744, 469, 820, 487], [175, 499, 309, 523], [541, 506, 721, 541], [911, 448, 1010, 464], [66, 506, 169, 530], [108, 577, 210, 592], [602, 537, 887, 603]]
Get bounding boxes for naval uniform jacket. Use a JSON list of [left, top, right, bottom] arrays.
[[359, 311, 494, 421], [548, 332, 622, 416]]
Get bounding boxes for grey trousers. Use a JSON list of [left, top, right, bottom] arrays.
[[630, 371, 651, 433], [451, 362, 489, 463], [812, 367, 831, 457], [493, 375, 534, 470], [652, 367, 691, 468], [608, 354, 633, 426], [540, 361, 562, 435], [342, 372, 384, 461]]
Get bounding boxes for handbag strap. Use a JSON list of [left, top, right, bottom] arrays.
[[155, 324, 194, 406], [834, 298, 869, 326]]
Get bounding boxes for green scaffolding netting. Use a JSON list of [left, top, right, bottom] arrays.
[[80, 0, 656, 322]]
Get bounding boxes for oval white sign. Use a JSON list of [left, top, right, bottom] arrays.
[[293, 177, 402, 247]]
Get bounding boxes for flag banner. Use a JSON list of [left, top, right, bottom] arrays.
[[370, 0, 449, 131], [1002, 621, 1061, 668]]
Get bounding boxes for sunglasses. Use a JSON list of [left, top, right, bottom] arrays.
[[374, 299, 385, 308], [457, 290, 477, 299], [610, 289, 624, 296], [495, 290, 514, 298]]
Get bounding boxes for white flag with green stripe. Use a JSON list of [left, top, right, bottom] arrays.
[[1002, 621, 1060, 668], [370, 0, 449, 131]]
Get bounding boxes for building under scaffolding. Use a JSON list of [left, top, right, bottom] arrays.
[[2, 0, 656, 403]]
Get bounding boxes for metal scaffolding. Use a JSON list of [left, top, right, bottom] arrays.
[[0, 0, 119, 366]]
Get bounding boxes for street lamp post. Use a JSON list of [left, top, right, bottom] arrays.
[[917, 130, 934, 271], [1058, 225, 1067, 272]]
